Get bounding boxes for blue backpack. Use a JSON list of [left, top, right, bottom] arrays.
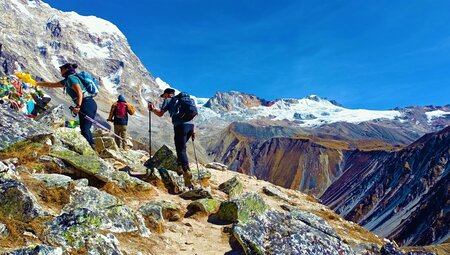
[[174, 92, 198, 121], [76, 71, 100, 96]]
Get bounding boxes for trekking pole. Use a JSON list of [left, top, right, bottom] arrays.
[[70, 106, 124, 141], [148, 101, 152, 156], [192, 136, 200, 182]]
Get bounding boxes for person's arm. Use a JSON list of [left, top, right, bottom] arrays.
[[147, 102, 166, 117], [70, 84, 84, 115], [36, 81, 63, 88], [127, 103, 136, 115], [107, 103, 116, 121]]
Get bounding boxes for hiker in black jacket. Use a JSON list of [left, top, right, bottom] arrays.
[[148, 88, 195, 188], [36, 63, 97, 149], [107, 95, 136, 150]]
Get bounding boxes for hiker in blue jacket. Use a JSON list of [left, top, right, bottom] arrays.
[[148, 88, 195, 188], [36, 63, 98, 149]]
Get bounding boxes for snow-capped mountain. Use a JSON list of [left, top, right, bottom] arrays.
[[0, 0, 164, 115]]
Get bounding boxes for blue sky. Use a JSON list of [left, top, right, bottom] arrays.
[[44, 0, 450, 109]]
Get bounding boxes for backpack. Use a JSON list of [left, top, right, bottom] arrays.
[[174, 92, 198, 121], [115, 102, 127, 119], [76, 71, 100, 96]]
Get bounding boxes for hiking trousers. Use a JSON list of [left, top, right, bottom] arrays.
[[174, 123, 194, 171], [114, 124, 128, 149], [79, 97, 97, 147]]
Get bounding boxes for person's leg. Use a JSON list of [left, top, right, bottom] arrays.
[[113, 125, 121, 148], [121, 125, 128, 150], [79, 98, 97, 148], [174, 124, 195, 188]]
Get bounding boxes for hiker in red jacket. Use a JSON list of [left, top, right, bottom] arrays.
[[107, 95, 136, 150]]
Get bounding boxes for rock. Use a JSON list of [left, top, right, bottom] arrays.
[[0, 178, 46, 222], [351, 243, 379, 255], [288, 207, 341, 240], [218, 192, 268, 223], [380, 243, 436, 255], [156, 168, 186, 194], [188, 198, 220, 214], [38, 155, 67, 171], [72, 178, 89, 187], [110, 170, 152, 191], [191, 167, 212, 182], [0, 106, 52, 151], [0, 223, 9, 238], [144, 145, 178, 171], [50, 147, 150, 190], [62, 186, 139, 233], [138, 200, 183, 232], [262, 185, 291, 202], [180, 188, 213, 200], [34, 104, 65, 128], [51, 128, 96, 156], [206, 162, 228, 171], [31, 173, 73, 188], [94, 136, 120, 154], [44, 208, 101, 250], [86, 233, 123, 255], [233, 209, 355, 255], [218, 176, 244, 198], [4, 245, 63, 255]]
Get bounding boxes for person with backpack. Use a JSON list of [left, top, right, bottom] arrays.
[[35, 63, 98, 149], [148, 88, 198, 189], [107, 95, 136, 150]]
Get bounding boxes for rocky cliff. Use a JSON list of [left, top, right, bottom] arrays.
[[321, 127, 450, 246]]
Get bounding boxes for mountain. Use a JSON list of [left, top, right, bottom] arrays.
[[0, 0, 182, 152], [321, 126, 450, 246], [2, 104, 441, 255]]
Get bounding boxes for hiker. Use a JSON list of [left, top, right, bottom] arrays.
[[35, 63, 98, 149], [148, 88, 197, 188], [107, 95, 136, 150]]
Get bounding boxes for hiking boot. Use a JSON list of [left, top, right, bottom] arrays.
[[183, 171, 193, 189], [175, 165, 184, 176]]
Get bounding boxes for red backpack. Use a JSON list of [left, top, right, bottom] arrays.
[[115, 102, 127, 119]]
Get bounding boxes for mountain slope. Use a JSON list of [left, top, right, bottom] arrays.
[[321, 126, 450, 246]]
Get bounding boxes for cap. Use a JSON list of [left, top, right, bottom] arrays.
[[160, 88, 175, 97]]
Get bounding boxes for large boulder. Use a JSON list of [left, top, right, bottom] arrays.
[[51, 128, 96, 156], [144, 145, 178, 170], [233, 209, 355, 255], [218, 176, 244, 198], [0, 106, 52, 151], [31, 173, 73, 188], [62, 186, 140, 233], [188, 198, 221, 215], [43, 208, 123, 254], [50, 147, 150, 190], [218, 192, 268, 223], [0, 178, 46, 222], [138, 200, 183, 232], [4, 245, 63, 255]]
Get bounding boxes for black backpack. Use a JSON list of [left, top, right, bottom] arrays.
[[174, 92, 198, 121]]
